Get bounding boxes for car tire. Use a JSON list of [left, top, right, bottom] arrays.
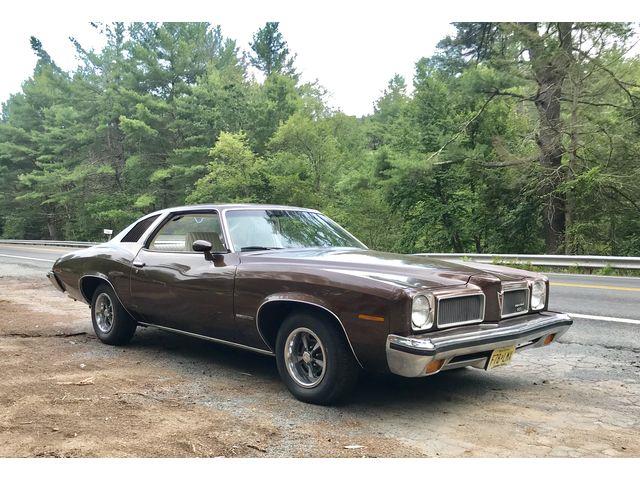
[[91, 283, 137, 345], [275, 311, 360, 405]]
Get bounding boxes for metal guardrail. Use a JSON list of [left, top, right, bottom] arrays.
[[417, 253, 640, 270], [1, 239, 639, 269], [0, 239, 98, 248]]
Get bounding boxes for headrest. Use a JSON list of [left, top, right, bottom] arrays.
[[185, 231, 225, 252]]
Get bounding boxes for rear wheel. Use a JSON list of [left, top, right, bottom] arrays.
[[275, 311, 360, 405], [91, 284, 137, 345]]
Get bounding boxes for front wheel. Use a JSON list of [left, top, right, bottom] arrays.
[[91, 284, 137, 345], [275, 311, 360, 405]]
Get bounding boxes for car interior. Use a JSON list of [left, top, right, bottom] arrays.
[[148, 213, 226, 252]]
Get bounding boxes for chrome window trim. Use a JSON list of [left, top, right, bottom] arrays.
[[220, 208, 237, 253], [222, 207, 367, 254], [119, 213, 162, 244], [435, 288, 486, 328], [142, 208, 232, 254], [113, 211, 168, 245], [500, 281, 531, 319]]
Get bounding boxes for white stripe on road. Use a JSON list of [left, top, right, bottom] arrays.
[[567, 312, 640, 325], [0, 244, 76, 253], [0, 253, 54, 263]]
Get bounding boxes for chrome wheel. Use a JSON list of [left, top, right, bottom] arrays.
[[284, 327, 327, 388], [95, 292, 114, 333]]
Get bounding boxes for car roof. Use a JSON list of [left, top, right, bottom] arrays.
[[151, 203, 321, 215]]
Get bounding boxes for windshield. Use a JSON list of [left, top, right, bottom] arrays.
[[225, 209, 366, 252]]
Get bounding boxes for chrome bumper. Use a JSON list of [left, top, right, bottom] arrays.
[[386, 311, 572, 377], [46, 271, 65, 293]]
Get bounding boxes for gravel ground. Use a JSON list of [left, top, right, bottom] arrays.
[[0, 273, 639, 457]]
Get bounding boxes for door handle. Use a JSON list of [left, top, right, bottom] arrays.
[[132, 260, 145, 268]]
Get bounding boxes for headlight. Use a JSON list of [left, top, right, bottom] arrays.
[[530, 280, 546, 310], [412, 295, 434, 331]]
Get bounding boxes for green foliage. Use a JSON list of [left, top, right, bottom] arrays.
[[249, 22, 297, 77], [600, 264, 615, 276], [0, 22, 639, 256], [188, 132, 271, 203]]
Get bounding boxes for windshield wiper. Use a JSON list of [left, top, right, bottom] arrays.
[[240, 246, 283, 252]]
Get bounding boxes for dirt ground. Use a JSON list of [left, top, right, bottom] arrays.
[[1, 275, 639, 457]]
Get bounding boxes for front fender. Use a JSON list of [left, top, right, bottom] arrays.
[[253, 290, 398, 372], [258, 292, 338, 316], [255, 292, 363, 368]]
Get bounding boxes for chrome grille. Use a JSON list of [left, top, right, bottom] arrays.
[[437, 294, 484, 327], [501, 288, 529, 318]]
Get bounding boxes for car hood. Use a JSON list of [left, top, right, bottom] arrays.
[[240, 248, 526, 290]]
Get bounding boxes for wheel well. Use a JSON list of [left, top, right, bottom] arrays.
[[79, 276, 108, 303], [256, 301, 358, 362]]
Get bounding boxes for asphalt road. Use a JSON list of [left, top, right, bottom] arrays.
[[0, 244, 73, 263], [0, 243, 638, 351]]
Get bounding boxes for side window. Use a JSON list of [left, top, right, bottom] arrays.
[[148, 213, 225, 252], [121, 214, 160, 243]]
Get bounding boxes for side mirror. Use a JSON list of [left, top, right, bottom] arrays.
[[192, 240, 212, 253]]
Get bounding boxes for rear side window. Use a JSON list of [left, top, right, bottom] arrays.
[[121, 214, 160, 243]]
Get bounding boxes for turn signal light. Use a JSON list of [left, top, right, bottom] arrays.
[[425, 359, 445, 374], [543, 334, 555, 345]]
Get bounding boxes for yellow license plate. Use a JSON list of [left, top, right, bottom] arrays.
[[487, 345, 516, 370]]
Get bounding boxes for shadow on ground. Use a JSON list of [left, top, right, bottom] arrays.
[[125, 324, 533, 411]]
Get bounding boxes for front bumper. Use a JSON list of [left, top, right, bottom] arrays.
[[46, 271, 65, 293], [386, 311, 572, 377]]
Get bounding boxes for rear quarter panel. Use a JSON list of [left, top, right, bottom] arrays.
[[53, 243, 136, 306]]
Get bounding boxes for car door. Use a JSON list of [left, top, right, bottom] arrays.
[[128, 210, 240, 342]]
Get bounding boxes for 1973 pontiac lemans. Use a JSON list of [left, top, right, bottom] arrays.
[[47, 204, 572, 404]]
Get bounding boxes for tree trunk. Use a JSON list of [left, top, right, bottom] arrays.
[[565, 69, 581, 254], [523, 22, 573, 254], [46, 215, 58, 240], [451, 231, 464, 253]]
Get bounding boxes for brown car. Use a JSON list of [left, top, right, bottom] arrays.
[[47, 204, 572, 404]]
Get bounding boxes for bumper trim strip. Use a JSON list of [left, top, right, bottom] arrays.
[[386, 311, 572, 378], [46, 271, 65, 293], [389, 318, 573, 356]]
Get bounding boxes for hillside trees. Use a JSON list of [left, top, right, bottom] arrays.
[[1, 21, 639, 256], [436, 22, 639, 253], [248, 21, 297, 77]]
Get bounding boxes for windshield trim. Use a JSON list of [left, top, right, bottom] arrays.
[[222, 208, 367, 254]]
